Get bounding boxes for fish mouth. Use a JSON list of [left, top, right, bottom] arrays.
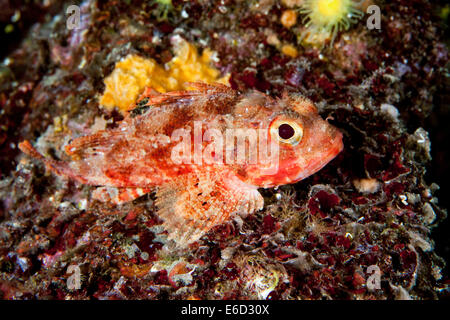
[[293, 132, 343, 182], [251, 131, 343, 188]]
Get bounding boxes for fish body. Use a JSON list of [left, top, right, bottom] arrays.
[[19, 82, 343, 246]]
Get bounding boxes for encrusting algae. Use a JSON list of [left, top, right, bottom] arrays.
[[99, 38, 230, 113]]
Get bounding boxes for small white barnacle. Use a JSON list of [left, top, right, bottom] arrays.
[[399, 194, 408, 206]]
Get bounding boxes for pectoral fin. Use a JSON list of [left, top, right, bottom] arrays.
[[155, 171, 264, 247]]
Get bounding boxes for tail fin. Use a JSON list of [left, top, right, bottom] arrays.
[[18, 140, 46, 161], [18, 140, 88, 184]]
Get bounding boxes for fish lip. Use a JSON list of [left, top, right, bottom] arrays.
[[293, 132, 343, 182]]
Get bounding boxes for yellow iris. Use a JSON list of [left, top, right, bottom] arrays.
[[270, 119, 304, 146]]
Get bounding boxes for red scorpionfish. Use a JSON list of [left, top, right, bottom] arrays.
[[19, 82, 343, 246]]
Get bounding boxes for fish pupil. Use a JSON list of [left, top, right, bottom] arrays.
[[278, 123, 295, 140]]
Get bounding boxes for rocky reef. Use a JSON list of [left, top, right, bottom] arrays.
[[0, 0, 448, 299]]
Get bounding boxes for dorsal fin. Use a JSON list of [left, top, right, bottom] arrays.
[[126, 82, 234, 114], [125, 86, 204, 113]]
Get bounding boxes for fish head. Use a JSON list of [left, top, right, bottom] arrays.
[[244, 94, 343, 188]]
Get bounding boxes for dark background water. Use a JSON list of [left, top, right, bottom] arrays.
[[424, 5, 450, 281], [426, 75, 450, 278]]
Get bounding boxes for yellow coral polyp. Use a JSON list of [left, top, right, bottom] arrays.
[[99, 39, 229, 112], [317, 0, 342, 18], [300, 0, 363, 41]]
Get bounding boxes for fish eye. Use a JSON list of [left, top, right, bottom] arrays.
[[278, 123, 295, 140], [270, 119, 303, 146]]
